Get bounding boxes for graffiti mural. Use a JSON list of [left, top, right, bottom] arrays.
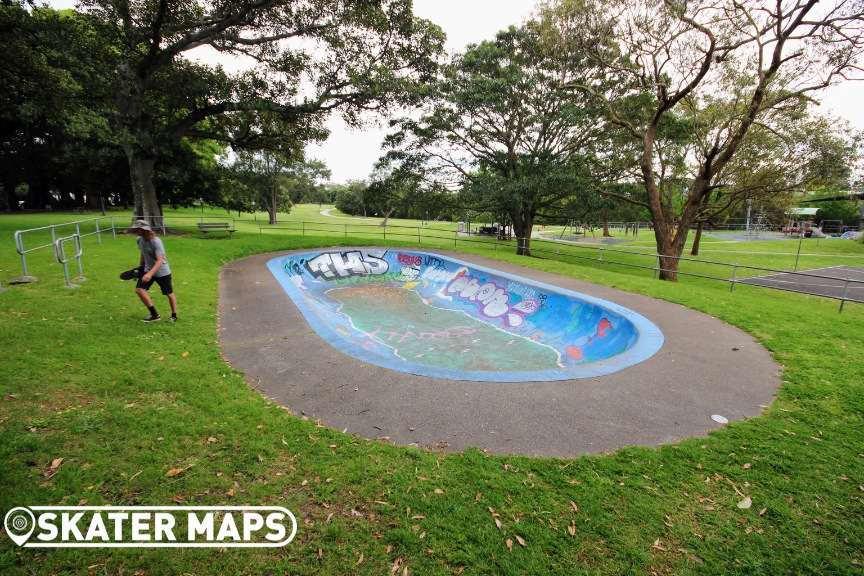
[[445, 273, 539, 328], [304, 250, 389, 279], [266, 249, 664, 382]]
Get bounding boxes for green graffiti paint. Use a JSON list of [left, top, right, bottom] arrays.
[[328, 285, 561, 372]]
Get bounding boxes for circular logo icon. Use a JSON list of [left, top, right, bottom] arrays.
[[4, 507, 35, 546]]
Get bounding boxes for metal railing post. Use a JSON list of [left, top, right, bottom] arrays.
[[730, 264, 738, 292], [840, 278, 850, 313], [54, 234, 84, 288], [15, 231, 29, 277], [598, 248, 603, 267], [654, 255, 660, 280], [75, 234, 84, 279]]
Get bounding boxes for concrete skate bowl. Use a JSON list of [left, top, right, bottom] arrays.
[[218, 248, 781, 457], [266, 249, 664, 382]]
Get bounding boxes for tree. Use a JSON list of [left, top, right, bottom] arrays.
[[283, 158, 331, 205], [77, 0, 444, 224], [383, 27, 603, 255], [541, 0, 864, 280], [333, 180, 367, 215], [0, 4, 119, 211]]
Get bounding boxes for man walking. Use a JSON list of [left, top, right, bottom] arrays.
[[129, 220, 177, 323]]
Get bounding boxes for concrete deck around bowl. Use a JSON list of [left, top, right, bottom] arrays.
[[218, 248, 782, 458]]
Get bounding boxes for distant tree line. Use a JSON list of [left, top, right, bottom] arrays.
[[1, 0, 444, 217]]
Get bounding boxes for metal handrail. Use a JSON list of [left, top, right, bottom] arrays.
[[53, 234, 84, 288]]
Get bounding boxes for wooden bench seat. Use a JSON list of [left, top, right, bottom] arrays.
[[197, 222, 236, 238]]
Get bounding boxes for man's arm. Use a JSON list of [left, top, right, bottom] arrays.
[[142, 254, 164, 282]]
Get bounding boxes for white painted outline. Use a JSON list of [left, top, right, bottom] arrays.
[[10, 506, 297, 548]]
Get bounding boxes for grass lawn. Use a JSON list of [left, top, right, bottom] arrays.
[[1, 207, 863, 575]]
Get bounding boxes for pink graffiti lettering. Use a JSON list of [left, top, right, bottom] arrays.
[[398, 253, 423, 267], [445, 273, 539, 327]]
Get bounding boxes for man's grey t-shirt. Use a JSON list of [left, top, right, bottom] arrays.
[[137, 236, 171, 277]]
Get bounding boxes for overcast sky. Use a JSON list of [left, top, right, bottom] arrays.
[[306, 0, 537, 183], [46, 0, 863, 184]]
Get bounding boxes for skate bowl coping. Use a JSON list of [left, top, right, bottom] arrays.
[[266, 249, 664, 382]]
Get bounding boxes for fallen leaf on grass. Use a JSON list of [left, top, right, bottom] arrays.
[[434, 488, 444, 494], [50, 458, 63, 470], [567, 521, 576, 537], [494, 518, 502, 530], [515, 536, 526, 547], [570, 501, 578, 514], [391, 558, 403, 573], [737, 497, 753, 509], [506, 539, 513, 551], [356, 553, 363, 565], [182, 351, 189, 357]]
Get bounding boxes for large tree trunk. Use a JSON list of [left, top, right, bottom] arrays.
[[125, 148, 160, 222], [652, 225, 679, 282], [513, 211, 534, 256], [602, 209, 612, 237], [117, 62, 162, 226]]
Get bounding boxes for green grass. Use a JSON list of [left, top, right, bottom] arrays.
[[1, 206, 863, 575]]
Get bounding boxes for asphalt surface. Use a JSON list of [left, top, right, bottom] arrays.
[[218, 248, 782, 458], [739, 265, 864, 303]]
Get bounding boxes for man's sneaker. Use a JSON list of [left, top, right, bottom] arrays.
[[167, 316, 177, 323], [141, 314, 162, 323]]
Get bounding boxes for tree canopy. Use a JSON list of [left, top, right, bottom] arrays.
[[537, 0, 863, 279], [381, 26, 606, 254], [73, 0, 445, 222]]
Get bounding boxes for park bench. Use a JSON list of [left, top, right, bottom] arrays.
[[197, 222, 236, 238]]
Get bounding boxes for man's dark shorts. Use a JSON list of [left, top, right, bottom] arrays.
[[137, 273, 174, 296]]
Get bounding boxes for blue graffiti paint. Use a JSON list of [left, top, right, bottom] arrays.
[[266, 249, 664, 382]]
